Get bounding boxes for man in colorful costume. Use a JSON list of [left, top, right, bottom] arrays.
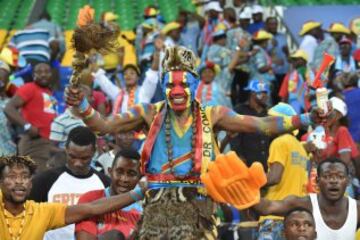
[[66, 44, 331, 239], [66, 7, 332, 237]]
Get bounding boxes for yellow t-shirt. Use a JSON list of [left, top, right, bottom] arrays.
[[0, 192, 67, 240], [262, 134, 309, 221], [102, 33, 137, 70]]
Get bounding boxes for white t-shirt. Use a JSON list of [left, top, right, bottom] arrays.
[[29, 166, 110, 240], [299, 35, 318, 63]]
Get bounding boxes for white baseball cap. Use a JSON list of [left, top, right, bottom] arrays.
[[239, 7, 252, 19], [252, 5, 264, 14], [204, 1, 223, 12], [330, 97, 347, 117]]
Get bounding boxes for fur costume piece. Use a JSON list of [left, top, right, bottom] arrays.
[[161, 46, 198, 78], [138, 187, 217, 240]]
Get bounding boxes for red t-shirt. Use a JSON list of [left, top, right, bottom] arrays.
[[75, 189, 141, 238], [303, 126, 360, 160], [6, 83, 18, 97], [16, 82, 56, 138], [322, 126, 359, 159], [278, 73, 289, 99], [92, 90, 107, 110]]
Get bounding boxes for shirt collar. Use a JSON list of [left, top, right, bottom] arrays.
[[1, 200, 34, 217]]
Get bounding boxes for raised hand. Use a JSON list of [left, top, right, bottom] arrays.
[[201, 151, 267, 209], [64, 86, 85, 107], [309, 101, 335, 125]]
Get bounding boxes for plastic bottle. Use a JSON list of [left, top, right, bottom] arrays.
[[316, 87, 328, 114]]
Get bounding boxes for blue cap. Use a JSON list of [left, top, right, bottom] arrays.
[[268, 102, 297, 117], [244, 79, 270, 94]]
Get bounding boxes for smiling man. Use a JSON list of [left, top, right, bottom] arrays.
[[66, 45, 331, 239], [29, 126, 110, 240], [254, 158, 359, 240], [0, 155, 146, 240], [75, 149, 142, 239], [4, 62, 56, 172]]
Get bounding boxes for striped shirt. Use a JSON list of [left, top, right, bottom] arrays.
[[49, 109, 85, 148], [9, 29, 52, 62]]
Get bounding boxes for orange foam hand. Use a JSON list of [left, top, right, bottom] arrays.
[[77, 5, 95, 27], [200, 151, 267, 209]]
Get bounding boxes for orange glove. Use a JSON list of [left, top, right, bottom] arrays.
[[200, 151, 267, 209], [77, 5, 94, 27]]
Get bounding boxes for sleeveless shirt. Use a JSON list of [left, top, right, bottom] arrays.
[[309, 193, 357, 240]]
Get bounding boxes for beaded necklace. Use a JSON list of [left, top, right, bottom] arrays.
[[128, 87, 135, 108], [165, 102, 198, 178], [4, 204, 26, 240]]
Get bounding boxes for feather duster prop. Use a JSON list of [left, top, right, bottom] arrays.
[[70, 5, 120, 86]]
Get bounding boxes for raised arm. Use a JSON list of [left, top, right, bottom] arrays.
[[65, 87, 154, 135], [253, 195, 310, 216], [93, 69, 120, 101], [139, 50, 160, 103], [65, 188, 143, 224], [212, 106, 312, 135]]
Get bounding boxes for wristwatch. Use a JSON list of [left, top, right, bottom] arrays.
[[23, 123, 32, 132]]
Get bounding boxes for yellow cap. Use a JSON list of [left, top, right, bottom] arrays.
[[252, 30, 272, 41], [161, 22, 181, 35], [328, 22, 350, 34], [290, 49, 309, 62], [299, 21, 321, 36], [0, 47, 18, 67], [349, 17, 360, 35], [104, 12, 118, 22], [199, 61, 221, 75], [123, 63, 140, 75], [121, 31, 136, 41]]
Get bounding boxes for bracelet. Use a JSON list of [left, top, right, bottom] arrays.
[[78, 98, 97, 120], [299, 113, 312, 126], [129, 185, 144, 201], [78, 97, 90, 113], [83, 108, 96, 120]]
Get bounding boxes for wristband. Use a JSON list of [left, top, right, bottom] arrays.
[[83, 108, 96, 120], [129, 185, 144, 201], [78, 97, 90, 113], [299, 113, 312, 127], [78, 97, 97, 120]]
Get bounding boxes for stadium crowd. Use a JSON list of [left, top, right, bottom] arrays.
[[0, 0, 360, 239]]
